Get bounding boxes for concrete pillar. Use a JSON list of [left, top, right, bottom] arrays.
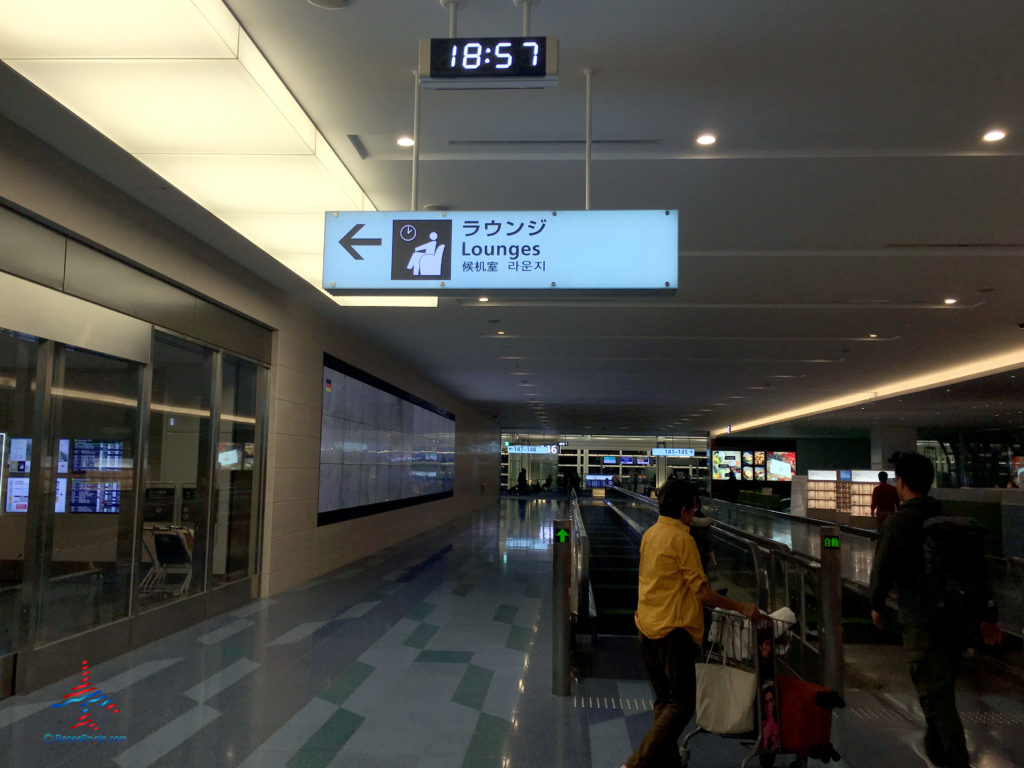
[[870, 425, 917, 468]]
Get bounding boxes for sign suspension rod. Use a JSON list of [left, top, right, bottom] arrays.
[[411, 71, 421, 211], [584, 68, 593, 211]]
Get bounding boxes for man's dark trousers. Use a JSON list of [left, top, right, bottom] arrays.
[[626, 629, 697, 768], [905, 626, 970, 768]]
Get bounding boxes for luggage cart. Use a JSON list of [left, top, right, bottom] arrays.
[[139, 524, 193, 596], [681, 608, 840, 768]]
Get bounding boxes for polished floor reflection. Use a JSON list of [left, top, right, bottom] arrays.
[[0, 496, 1021, 767]]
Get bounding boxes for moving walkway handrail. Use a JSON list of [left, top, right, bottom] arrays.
[[568, 489, 590, 624], [705, 496, 880, 540]]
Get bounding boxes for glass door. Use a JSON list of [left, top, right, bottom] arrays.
[[211, 354, 262, 586], [35, 345, 141, 645], [138, 332, 213, 608]]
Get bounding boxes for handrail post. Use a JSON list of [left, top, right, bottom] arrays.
[[819, 526, 844, 693], [552, 517, 572, 695]]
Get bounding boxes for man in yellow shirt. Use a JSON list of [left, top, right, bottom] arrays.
[[622, 480, 759, 768]]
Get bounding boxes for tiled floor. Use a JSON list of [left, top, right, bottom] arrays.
[[1, 496, 1022, 767]]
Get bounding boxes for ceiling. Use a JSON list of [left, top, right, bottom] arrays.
[[3, 0, 1024, 437]]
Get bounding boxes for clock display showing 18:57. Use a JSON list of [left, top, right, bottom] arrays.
[[429, 37, 547, 78]]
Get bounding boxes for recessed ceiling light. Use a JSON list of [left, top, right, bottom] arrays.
[[869, 333, 878, 339], [944, 298, 958, 305], [983, 129, 1006, 142], [497, 331, 505, 335], [478, 297, 489, 302], [396, 136, 415, 147], [696, 134, 716, 146]]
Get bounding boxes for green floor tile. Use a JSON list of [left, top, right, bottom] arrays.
[[505, 625, 533, 652], [493, 604, 517, 624], [404, 622, 440, 649], [286, 707, 364, 768], [319, 660, 375, 705], [452, 582, 474, 596], [452, 664, 494, 710], [461, 712, 512, 768], [406, 601, 436, 621]]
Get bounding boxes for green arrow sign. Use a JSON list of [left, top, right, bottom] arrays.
[[555, 528, 569, 543]]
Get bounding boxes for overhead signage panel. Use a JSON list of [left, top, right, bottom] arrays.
[[323, 210, 678, 294], [507, 445, 559, 454], [652, 448, 695, 457]]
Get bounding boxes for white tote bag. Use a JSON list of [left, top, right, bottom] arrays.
[[695, 615, 757, 734]]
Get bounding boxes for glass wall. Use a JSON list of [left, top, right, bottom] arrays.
[[212, 354, 261, 586], [139, 332, 213, 608], [0, 330, 38, 656], [36, 346, 141, 645], [0, 320, 267, 662]]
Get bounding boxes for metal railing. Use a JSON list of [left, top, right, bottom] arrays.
[[605, 487, 842, 688], [710, 495, 1024, 641]]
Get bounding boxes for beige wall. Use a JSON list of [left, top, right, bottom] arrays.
[[0, 117, 501, 597]]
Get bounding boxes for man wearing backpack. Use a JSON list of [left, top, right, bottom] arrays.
[[869, 452, 1001, 768]]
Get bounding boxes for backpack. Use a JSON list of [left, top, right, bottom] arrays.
[[921, 516, 997, 626]]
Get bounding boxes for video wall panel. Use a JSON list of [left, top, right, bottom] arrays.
[[318, 353, 455, 526]]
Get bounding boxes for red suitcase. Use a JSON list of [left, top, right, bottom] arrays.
[[776, 675, 844, 759]]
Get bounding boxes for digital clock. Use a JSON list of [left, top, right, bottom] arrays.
[[418, 37, 558, 89]]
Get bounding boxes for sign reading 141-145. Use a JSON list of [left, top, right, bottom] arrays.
[[323, 210, 678, 295]]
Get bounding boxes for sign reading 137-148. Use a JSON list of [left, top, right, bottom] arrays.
[[322, 210, 678, 294]]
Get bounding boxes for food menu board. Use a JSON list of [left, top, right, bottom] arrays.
[[714, 447, 795, 482], [712, 450, 741, 480], [767, 451, 797, 481]]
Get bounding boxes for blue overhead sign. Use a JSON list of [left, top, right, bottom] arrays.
[[507, 445, 559, 454], [652, 448, 695, 457], [322, 210, 677, 293]]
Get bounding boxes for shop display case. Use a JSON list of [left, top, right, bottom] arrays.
[[806, 469, 879, 525]]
